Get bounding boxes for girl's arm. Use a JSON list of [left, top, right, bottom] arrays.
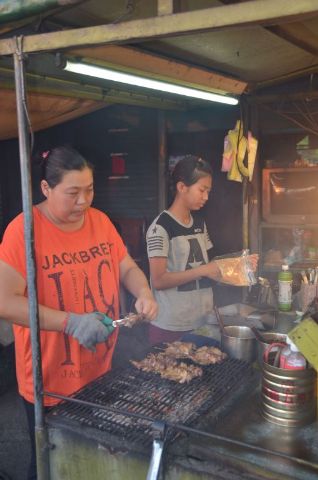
[[119, 254, 158, 320], [149, 256, 221, 290]]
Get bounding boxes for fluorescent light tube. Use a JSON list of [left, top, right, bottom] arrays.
[[64, 60, 239, 106]]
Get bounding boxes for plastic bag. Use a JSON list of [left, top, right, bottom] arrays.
[[222, 121, 258, 183], [214, 249, 257, 287], [221, 136, 234, 172], [226, 120, 247, 183]]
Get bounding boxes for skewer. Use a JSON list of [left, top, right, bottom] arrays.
[[214, 305, 225, 333], [301, 270, 308, 284], [112, 313, 143, 328]]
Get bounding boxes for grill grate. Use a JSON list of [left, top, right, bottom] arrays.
[[49, 355, 254, 449]]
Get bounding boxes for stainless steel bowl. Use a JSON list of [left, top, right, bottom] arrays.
[[221, 325, 257, 362]]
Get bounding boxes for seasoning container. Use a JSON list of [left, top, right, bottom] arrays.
[[261, 342, 316, 427], [221, 325, 257, 362], [278, 264, 293, 312]]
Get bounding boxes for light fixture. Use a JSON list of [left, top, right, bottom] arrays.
[[64, 60, 239, 106]]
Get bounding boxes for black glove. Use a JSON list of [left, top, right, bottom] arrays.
[[64, 312, 114, 351]]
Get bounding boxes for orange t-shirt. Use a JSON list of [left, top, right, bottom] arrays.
[[0, 207, 127, 405]]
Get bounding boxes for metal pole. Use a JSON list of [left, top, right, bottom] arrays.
[[242, 174, 249, 303], [242, 176, 249, 250], [13, 36, 50, 480], [146, 421, 166, 480]]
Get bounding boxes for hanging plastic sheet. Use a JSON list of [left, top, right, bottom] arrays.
[[247, 131, 258, 181]]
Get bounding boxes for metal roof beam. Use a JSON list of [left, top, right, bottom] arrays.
[[70, 45, 247, 94], [0, 0, 318, 56]]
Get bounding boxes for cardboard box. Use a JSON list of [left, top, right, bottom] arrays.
[[289, 318, 318, 372]]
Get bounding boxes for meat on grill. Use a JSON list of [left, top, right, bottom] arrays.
[[131, 353, 177, 373], [164, 341, 227, 365], [164, 341, 195, 358], [131, 353, 203, 383], [160, 362, 203, 383], [130, 342, 227, 383], [190, 346, 227, 365]]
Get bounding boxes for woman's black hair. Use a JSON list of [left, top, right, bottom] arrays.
[[39, 146, 93, 188], [171, 154, 212, 189]]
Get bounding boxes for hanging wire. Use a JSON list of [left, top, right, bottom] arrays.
[[22, 87, 34, 156], [16, 36, 34, 155], [259, 101, 318, 137], [113, 0, 135, 24]]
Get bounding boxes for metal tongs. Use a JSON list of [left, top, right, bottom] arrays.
[[112, 312, 144, 328]]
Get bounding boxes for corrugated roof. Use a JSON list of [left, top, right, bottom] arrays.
[[1, 0, 318, 138]]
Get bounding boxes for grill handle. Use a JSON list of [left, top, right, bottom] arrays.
[[146, 421, 166, 480]]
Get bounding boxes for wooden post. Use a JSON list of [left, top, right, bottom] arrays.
[[158, 110, 167, 212]]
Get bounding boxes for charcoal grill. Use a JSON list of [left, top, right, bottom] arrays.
[[46, 354, 255, 480]]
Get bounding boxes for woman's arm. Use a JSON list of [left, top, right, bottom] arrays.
[[0, 261, 118, 350], [0, 260, 66, 331], [149, 257, 221, 290], [119, 254, 158, 320]]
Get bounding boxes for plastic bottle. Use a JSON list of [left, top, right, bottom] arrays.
[[278, 264, 293, 312], [279, 337, 306, 370], [279, 338, 291, 368]]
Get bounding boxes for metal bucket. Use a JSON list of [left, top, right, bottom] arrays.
[[221, 326, 257, 362], [261, 361, 317, 427], [257, 332, 287, 364]]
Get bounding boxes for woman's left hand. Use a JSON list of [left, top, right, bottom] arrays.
[[135, 289, 158, 321], [248, 254, 259, 271]]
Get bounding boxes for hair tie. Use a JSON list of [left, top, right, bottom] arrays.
[[42, 150, 50, 160]]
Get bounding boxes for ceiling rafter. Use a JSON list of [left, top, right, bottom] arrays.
[[252, 64, 318, 91], [266, 24, 318, 56], [0, 0, 318, 56]]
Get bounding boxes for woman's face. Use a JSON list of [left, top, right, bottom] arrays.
[[41, 167, 94, 224], [181, 174, 212, 210]]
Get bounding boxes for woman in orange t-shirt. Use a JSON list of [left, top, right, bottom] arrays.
[[0, 146, 157, 480]]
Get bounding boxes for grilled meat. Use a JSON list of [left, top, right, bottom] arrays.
[[131, 353, 177, 373], [164, 341, 195, 358], [164, 342, 227, 365], [190, 346, 227, 365], [160, 362, 203, 383], [130, 342, 226, 383], [131, 353, 202, 383], [121, 312, 144, 328]]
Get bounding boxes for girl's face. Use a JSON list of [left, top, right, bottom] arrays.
[[180, 174, 212, 210], [41, 167, 94, 224]]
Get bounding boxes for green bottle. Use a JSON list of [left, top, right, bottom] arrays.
[[278, 264, 293, 312]]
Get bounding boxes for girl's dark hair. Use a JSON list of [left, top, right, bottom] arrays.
[[39, 146, 93, 188], [171, 155, 212, 189]]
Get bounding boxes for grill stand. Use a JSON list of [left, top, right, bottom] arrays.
[[146, 421, 166, 480]]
